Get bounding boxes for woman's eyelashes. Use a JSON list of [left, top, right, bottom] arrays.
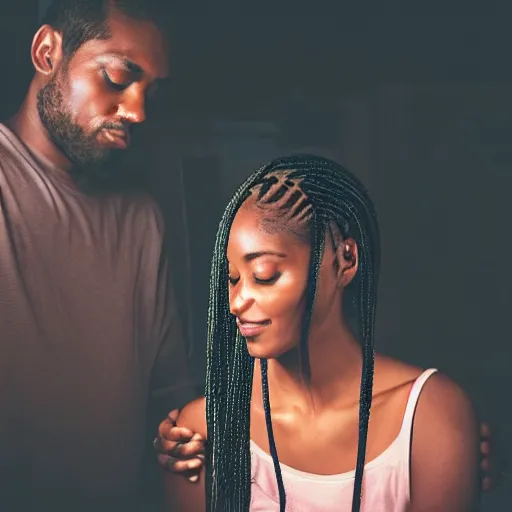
[[228, 275, 239, 286], [228, 272, 281, 286], [254, 272, 281, 285]]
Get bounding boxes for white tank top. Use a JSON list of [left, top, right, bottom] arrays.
[[250, 368, 438, 511]]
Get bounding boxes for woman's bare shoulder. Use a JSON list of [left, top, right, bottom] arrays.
[[374, 353, 475, 419], [373, 353, 425, 392], [177, 396, 207, 439]]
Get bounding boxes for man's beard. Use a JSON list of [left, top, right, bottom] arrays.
[[36, 72, 137, 195]]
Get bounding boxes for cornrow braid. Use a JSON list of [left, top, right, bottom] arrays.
[[205, 155, 380, 511]]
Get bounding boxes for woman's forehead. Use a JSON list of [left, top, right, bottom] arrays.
[[228, 207, 306, 259]]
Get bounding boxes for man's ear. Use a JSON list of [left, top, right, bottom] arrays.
[[31, 24, 64, 76]]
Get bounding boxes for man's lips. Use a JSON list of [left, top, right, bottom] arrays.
[[102, 129, 130, 149]]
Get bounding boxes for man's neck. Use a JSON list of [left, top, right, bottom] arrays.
[[8, 85, 72, 172]]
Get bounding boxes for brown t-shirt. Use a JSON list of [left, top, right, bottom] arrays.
[[0, 124, 197, 511]]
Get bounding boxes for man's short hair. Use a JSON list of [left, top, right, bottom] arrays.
[[42, 0, 171, 58]]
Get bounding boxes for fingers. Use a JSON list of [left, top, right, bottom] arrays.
[[480, 439, 491, 457], [159, 419, 194, 443], [158, 454, 203, 471], [168, 436, 205, 459], [157, 417, 204, 452], [479, 423, 495, 492], [154, 410, 205, 480], [480, 439, 494, 483], [481, 476, 493, 492], [154, 422, 194, 455], [158, 454, 204, 482], [158, 437, 205, 459], [480, 455, 491, 474], [478, 421, 510, 493], [167, 409, 180, 424], [479, 437, 503, 492], [158, 429, 204, 456], [480, 422, 491, 439]]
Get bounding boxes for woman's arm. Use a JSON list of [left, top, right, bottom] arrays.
[[162, 396, 207, 512], [408, 373, 480, 512]]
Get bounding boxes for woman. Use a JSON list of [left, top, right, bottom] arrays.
[[163, 155, 480, 511]]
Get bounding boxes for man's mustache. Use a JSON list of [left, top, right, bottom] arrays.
[[98, 121, 132, 136]]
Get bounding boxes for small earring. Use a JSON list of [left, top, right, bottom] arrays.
[[343, 244, 352, 261]]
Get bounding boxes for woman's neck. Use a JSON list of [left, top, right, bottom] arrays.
[[254, 319, 363, 413]]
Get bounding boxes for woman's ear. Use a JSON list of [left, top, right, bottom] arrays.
[[334, 237, 358, 286]]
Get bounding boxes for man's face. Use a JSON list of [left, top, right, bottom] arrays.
[[37, 11, 169, 191]]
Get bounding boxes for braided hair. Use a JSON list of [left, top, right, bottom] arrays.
[[205, 155, 380, 511]]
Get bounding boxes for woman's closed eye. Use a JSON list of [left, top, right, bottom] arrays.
[[254, 272, 281, 285], [228, 272, 281, 286]]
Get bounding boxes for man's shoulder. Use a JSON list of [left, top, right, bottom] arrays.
[[0, 123, 23, 169]]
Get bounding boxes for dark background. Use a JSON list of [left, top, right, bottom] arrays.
[[2, 2, 511, 509]]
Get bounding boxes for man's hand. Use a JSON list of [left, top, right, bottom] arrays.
[[154, 409, 205, 483], [480, 421, 508, 492]]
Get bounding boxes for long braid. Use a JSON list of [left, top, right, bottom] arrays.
[[260, 359, 286, 511], [205, 155, 380, 511], [205, 176, 262, 511], [297, 212, 326, 383]]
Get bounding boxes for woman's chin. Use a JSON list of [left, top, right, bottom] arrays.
[[245, 338, 284, 360]]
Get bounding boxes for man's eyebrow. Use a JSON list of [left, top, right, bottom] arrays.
[[101, 54, 170, 84], [100, 54, 143, 76]]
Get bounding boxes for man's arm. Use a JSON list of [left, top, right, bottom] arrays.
[[143, 197, 202, 424], [148, 240, 200, 416], [146, 245, 205, 462], [408, 373, 480, 512], [141, 201, 204, 503]]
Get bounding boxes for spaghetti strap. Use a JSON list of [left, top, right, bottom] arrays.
[[401, 368, 438, 434], [397, 368, 438, 503]]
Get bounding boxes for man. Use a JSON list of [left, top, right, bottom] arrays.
[[0, 1, 199, 510]]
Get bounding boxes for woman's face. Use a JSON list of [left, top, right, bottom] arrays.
[[227, 202, 354, 359]]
